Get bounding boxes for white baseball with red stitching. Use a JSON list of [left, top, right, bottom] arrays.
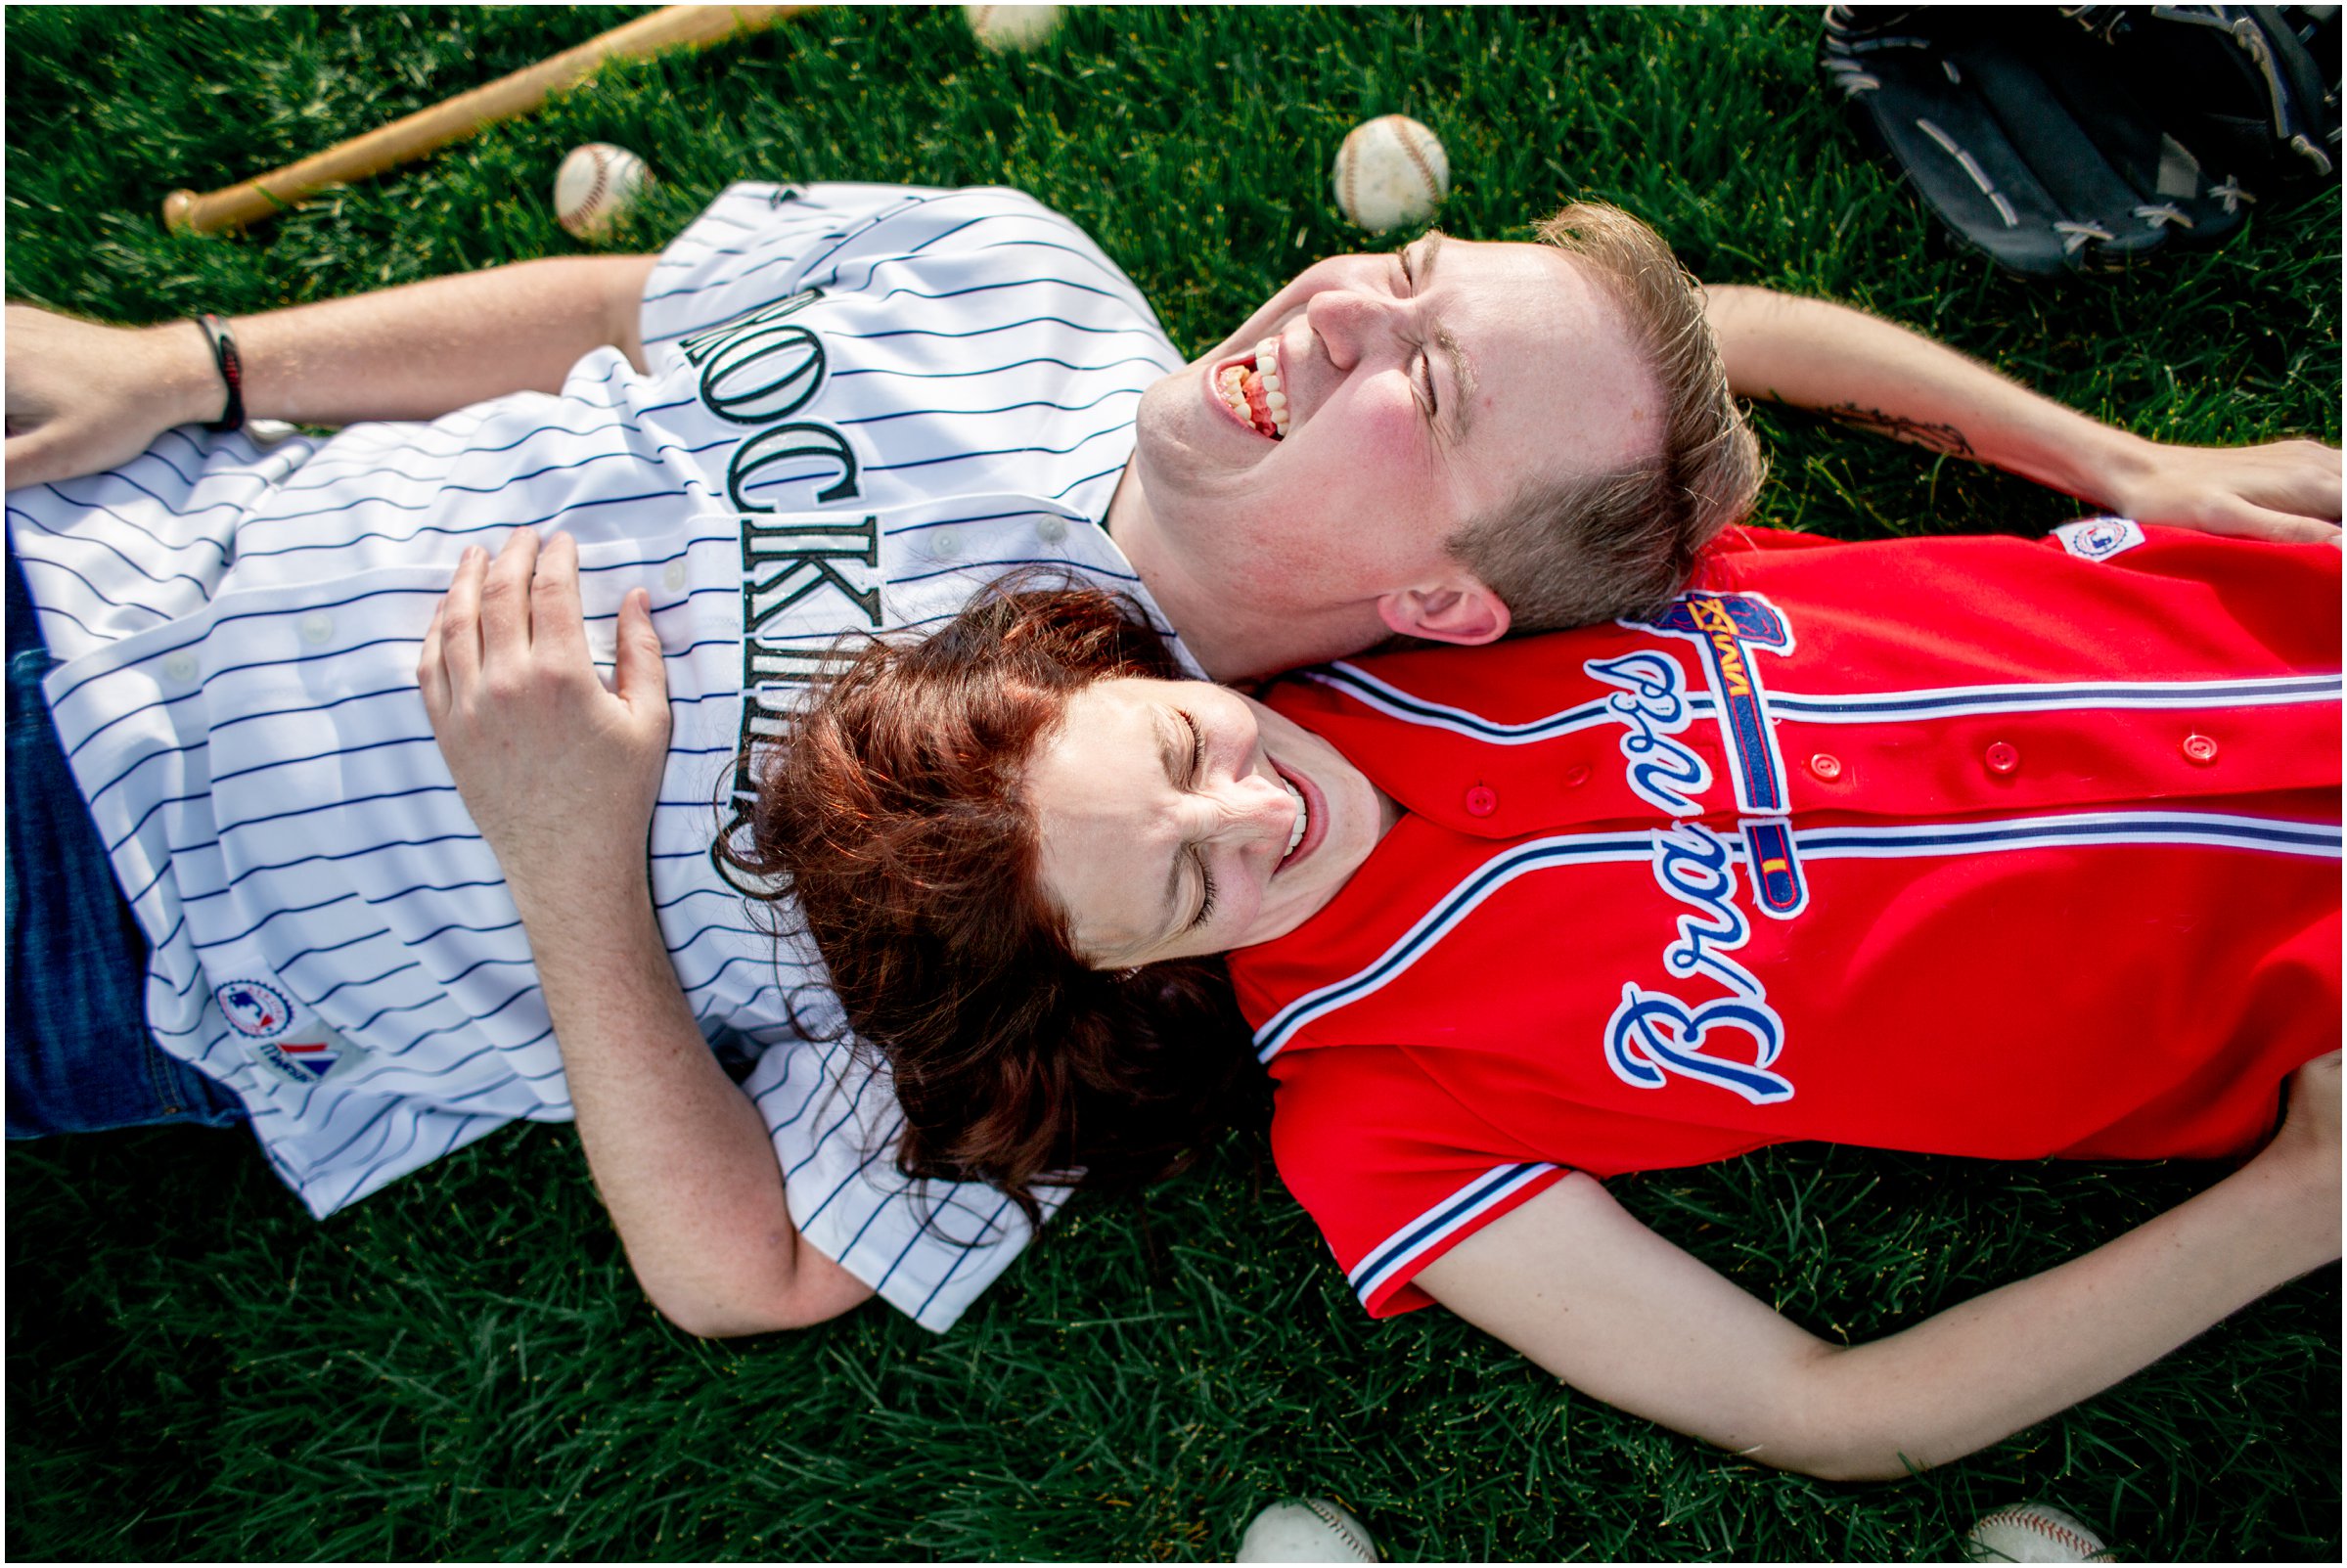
[[964, 5, 1061, 52], [1237, 1499, 1378, 1563], [553, 142, 652, 241], [1331, 114, 1450, 233], [1963, 1503, 2115, 1563]]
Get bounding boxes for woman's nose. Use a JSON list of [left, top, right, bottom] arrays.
[[1209, 769, 1295, 845]]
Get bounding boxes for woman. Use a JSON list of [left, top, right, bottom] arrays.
[[734, 522, 2343, 1480]]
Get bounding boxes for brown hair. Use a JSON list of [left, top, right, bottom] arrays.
[[720, 575, 1258, 1228], [1445, 202, 1766, 633]]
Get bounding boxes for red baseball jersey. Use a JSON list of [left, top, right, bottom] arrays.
[[1228, 525, 2342, 1319]]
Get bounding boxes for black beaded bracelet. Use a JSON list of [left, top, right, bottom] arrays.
[[195, 312, 246, 432]]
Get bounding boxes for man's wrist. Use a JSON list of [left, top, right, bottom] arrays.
[[150, 319, 236, 429], [2057, 424, 2157, 515]]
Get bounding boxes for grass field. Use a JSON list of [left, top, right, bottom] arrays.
[[6, 5, 2340, 1561]]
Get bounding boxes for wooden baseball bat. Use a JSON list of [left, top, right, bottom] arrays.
[[162, 5, 808, 236]]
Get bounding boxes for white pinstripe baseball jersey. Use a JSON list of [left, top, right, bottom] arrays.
[[7, 181, 1196, 1332]]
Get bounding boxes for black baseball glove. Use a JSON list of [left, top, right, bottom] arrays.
[[1822, 5, 2341, 276]]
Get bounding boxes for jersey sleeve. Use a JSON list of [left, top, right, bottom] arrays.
[[639, 181, 1164, 369], [1269, 1046, 1568, 1318], [734, 1028, 1064, 1333]]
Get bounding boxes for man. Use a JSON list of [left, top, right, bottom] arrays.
[[7, 180, 2337, 1338]]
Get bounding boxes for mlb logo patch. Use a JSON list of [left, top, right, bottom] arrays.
[[2053, 516, 2144, 560], [215, 979, 294, 1039]]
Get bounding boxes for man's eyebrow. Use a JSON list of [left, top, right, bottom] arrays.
[[1412, 232, 1476, 443]]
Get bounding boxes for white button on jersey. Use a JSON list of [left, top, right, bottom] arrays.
[[663, 560, 688, 592], [162, 651, 200, 683], [928, 532, 963, 560], [299, 612, 335, 645], [1036, 515, 1069, 545]]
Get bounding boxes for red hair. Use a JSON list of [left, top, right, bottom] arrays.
[[721, 576, 1258, 1226]]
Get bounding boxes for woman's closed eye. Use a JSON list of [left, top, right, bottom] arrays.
[[1177, 709, 1218, 930]]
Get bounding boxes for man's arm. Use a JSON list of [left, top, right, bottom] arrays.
[[419, 528, 873, 1336], [6, 253, 656, 491], [1418, 1053, 2339, 1481], [1704, 285, 2342, 544]]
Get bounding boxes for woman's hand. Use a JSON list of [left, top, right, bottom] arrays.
[[418, 527, 671, 914], [2096, 434, 2342, 545], [4, 305, 220, 491]]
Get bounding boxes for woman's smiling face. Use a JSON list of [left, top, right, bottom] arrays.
[[1023, 677, 1397, 968]]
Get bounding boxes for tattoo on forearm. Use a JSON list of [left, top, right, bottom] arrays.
[[1822, 403, 1979, 459]]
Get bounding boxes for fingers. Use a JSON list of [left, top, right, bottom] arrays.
[[476, 527, 540, 664], [613, 586, 671, 727], [2214, 502, 2344, 546], [437, 544, 489, 693], [417, 602, 449, 715], [529, 530, 591, 664]]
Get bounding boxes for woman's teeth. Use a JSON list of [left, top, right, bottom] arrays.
[[1214, 337, 1290, 439], [1281, 774, 1308, 857]]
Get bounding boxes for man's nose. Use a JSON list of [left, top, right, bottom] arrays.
[[1304, 286, 1403, 374]]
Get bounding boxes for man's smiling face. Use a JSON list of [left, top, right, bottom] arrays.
[[1112, 232, 1660, 679]]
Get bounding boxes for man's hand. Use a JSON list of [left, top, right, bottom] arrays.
[[1705, 286, 2344, 547], [419, 528, 670, 913], [5, 305, 219, 492], [2096, 436, 2343, 546], [10, 254, 658, 494]]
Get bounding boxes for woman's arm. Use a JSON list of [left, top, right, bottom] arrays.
[[1703, 284, 2342, 544], [6, 253, 656, 490], [1417, 1053, 2340, 1481], [419, 527, 873, 1336]]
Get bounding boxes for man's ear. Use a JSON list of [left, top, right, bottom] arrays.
[[1376, 578, 1512, 647]]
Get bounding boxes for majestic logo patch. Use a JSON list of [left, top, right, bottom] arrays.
[[2053, 516, 2144, 560], [215, 980, 294, 1039], [248, 1038, 343, 1086]]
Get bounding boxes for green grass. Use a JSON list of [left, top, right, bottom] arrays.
[[6, 5, 2339, 1560]]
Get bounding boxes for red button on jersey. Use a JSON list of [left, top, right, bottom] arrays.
[[2183, 734, 2220, 765], [1809, 752, 1843, 781], [1985, 741, 2020, 776], [1464, 784, 1498, 817]]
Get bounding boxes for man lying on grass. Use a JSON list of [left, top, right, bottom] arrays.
[[6, 181, 2339, 1340]]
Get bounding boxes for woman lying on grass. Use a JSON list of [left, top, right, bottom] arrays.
[[738, 525, 2342, 1481]]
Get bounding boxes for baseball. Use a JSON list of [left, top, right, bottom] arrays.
[[1963, 1503, 2115, 1563], [1236, 1499, 1378, 1564], [965, 4, 1061, 53], [553, 142, 652, 241], [1331, 114, 1450, 233]]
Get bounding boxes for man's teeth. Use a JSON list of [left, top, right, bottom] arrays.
[[1215, 337, 1290, 438], [1281, 775, 1308, 857], [1254, 337, 1289, 435]]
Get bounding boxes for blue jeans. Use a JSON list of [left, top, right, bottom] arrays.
[[6, 541, 246, 1136]]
